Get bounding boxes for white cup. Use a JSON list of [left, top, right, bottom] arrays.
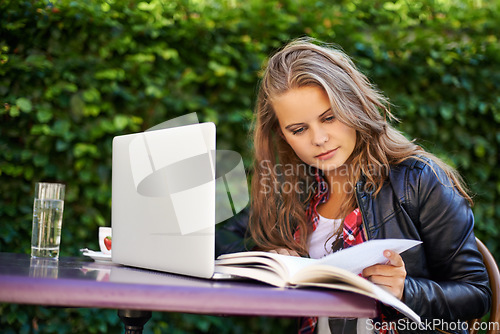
[[98, 227, 112, 255]]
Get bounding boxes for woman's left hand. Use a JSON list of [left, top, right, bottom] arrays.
[[361, 250, 406, 300]]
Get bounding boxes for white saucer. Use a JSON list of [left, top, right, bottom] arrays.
[[81, 249, 112, 262]]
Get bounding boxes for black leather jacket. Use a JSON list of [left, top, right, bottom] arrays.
[[216, 157, 491, 332], [356, 157, 491, 332]]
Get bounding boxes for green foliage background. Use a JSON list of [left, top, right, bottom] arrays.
[[1, 0, 499, 332]]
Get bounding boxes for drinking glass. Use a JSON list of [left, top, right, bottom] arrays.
[[31, 182, 65, 258]]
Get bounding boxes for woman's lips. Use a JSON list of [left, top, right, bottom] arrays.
[[315, 148, 338, 161]]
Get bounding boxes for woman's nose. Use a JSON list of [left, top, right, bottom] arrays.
[[312, 126, 329, 146]]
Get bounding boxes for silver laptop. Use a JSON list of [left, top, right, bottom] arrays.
[[111, 122, 217, 278]]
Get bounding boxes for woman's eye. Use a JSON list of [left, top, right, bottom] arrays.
[[292, 127, 305, 135], [324, 115, 336, 122]]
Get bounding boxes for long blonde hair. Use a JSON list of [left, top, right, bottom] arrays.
[[249, 38, 472, 256]]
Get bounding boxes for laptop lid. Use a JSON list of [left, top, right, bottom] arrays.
[[111, 122, 216, 278]]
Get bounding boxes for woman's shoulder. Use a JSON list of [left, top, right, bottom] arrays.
[[391, 155, 445, 175], [389, 155, 454, 189], [391, 155, 431, 170]]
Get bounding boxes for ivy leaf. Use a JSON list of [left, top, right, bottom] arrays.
[[16, 98, 32, 113]]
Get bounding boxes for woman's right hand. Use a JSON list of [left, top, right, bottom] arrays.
[[269, 248, 300, 257]]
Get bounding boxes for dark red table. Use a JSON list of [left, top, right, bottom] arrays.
[[0, 252, 377, 332]]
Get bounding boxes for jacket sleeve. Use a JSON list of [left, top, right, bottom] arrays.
[[402, 161, 491, 321], [215, 207, 253, 258]]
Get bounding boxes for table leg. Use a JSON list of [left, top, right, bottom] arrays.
[[118, 309, 152, 334]]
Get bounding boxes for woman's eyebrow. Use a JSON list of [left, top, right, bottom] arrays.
[[319, 108, 332, 117], [284, 122, 305, 130], [283, 108, 332, 130]]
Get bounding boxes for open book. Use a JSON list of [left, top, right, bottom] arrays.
[[215, 239, 422, 323]]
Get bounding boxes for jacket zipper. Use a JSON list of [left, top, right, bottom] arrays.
[[355, 181, 371, 241]]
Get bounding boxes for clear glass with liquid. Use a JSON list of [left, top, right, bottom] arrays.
[[31, 182, 65, 259]]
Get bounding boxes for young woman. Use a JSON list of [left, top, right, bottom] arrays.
[[248, 38, 491, 333]]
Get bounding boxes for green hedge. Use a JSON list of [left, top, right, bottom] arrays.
[[1, 0, 499, 332]]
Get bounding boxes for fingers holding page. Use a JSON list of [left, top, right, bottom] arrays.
[[362, 250, 406, 300]]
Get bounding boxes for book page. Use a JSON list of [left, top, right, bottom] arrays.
[[216, 251, 316, 280], [214, 264, 289, 287], [215, 252, 290, 279], [290, 265, 421, 323], [317, 239, 421, 275], [215, 240, 422, 323], [216, 239, 421, 279]]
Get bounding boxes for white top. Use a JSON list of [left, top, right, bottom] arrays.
[[307, 214, 342, 259], [308, 213, 373, 334]]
